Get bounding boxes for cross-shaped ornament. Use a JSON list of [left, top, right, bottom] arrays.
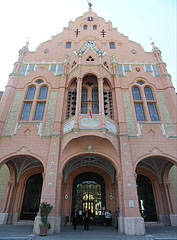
[[75, 29, 80, 37], [101, 29, 106, 37]]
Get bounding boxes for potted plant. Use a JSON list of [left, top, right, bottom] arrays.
[[39, 202, 53, 236]]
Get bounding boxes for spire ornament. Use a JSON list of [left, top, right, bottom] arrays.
[[87, 0, 93, 8]]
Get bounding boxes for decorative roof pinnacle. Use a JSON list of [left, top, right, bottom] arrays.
[[150, 37, 160, 52]]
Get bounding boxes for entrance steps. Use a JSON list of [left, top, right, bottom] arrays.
[[14, 220, 34, 225], [145, 222, 163, 227]]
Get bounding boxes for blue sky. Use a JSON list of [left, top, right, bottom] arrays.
[[0, 0, 176, 91]]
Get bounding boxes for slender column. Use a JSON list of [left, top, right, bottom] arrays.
[[98, 77, 104, 115], [74, 77, 82, 127]]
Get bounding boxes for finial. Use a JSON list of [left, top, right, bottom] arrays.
[[150, 37, 160, 52], [22, 37, 30, 51], [87, 0, 93, 8]]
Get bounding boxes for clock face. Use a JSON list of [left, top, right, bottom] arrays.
[[84, 41, 96, 48]]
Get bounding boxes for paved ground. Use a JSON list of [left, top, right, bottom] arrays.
[[0, 224, 176, 240]]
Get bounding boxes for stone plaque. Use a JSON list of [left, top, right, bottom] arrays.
[[81, 118, 99, 127]]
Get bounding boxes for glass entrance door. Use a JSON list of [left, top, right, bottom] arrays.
[[72, 172, 106, 225]]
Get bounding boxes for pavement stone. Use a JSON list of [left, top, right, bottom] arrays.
[[0, 224, 176, 240]]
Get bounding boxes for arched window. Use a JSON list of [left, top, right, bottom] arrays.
[[144, 87, 159, 121], [132, 85, 160, 122], [92, 88, 99, 114], [38, 86, 48, 99], [132, 86, 145, 121], [144, 87, 154, 100], [20, 86, 36, 120], [81, 87, 88, 114], [132, 86, 141, 100], [20, 84, 48, 121], [26, 86, 36, 99], [34, 86, 48, 120]]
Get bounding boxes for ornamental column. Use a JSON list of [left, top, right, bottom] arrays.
[[118, 136, 145, 235]]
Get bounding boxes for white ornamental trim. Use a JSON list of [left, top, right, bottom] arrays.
[[105, 120, 117, 134], [63, 120, 74, 133]]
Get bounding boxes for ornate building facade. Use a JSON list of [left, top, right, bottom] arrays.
[[0, 6, 176, 236]]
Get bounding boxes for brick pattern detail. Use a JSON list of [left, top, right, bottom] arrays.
[[0, 165, 9, 200], [123, 91, 136, 134], [5, 91, 23, 133], [157, 91, 174, 135], [44, 90, 57, 133]]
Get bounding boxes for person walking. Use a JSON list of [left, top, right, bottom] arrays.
[[71, 208, 79, 230], [83, 208, 91, 230], [104, 209, 109, 227], [108, 210, 112, 226]]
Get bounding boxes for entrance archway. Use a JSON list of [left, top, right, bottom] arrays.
[[137, 174, 157, 222], [20, 174, 43, 220], [72, 172, 106, 225]]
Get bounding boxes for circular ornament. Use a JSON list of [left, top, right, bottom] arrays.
[[84, 41, 96, 48], [131, 49, 137, 54]]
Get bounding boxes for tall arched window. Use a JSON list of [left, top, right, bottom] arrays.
[[81, 87, 88, 114], [132, 86, 146, 121], [144, 87, 159, 121], [132, 85, 160, 122], [34, 86, 48, 120], [20, 83, 48, 121], [20, 86, 36, 120], [92, 88, 99, 114]]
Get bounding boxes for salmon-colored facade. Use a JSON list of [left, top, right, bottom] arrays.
[[0, 6, 176, 236]]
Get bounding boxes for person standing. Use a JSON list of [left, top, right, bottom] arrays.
[[71, 208, 79, 230], [83, 208, 91, 230], [104, 209, 109, 227], [115, 207, 120, 229]]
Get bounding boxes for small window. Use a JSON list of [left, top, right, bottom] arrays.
[[28, 65, 35, 71], [145, 65, 152, 72], [137, 80, 144, 85], [56, 65, 63, 76], [66, 42, 71, 48], [109, 42, 115, 49], [36, 80, 43, 85], [148, 103, 159, 121], [124, 65, 131, 72], [117, 65, 124, 76], [152, 65, 160, 77], [93, 25, 97, 30], [83, 25, 87, 30], [20, 65, 27, 76], [49, 65, 57, 71]]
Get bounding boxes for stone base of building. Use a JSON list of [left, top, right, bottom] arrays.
[[33, 215, 61, 235], [118, 216, 145, 235], [0, 213, 8, 224], [169, 214, 177, 226], [159, 214, 171, 225]]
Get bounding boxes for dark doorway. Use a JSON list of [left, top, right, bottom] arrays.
[[20, 174, 42, 220], [137, 174, 157, 222], [72, 172, 106, 225]]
